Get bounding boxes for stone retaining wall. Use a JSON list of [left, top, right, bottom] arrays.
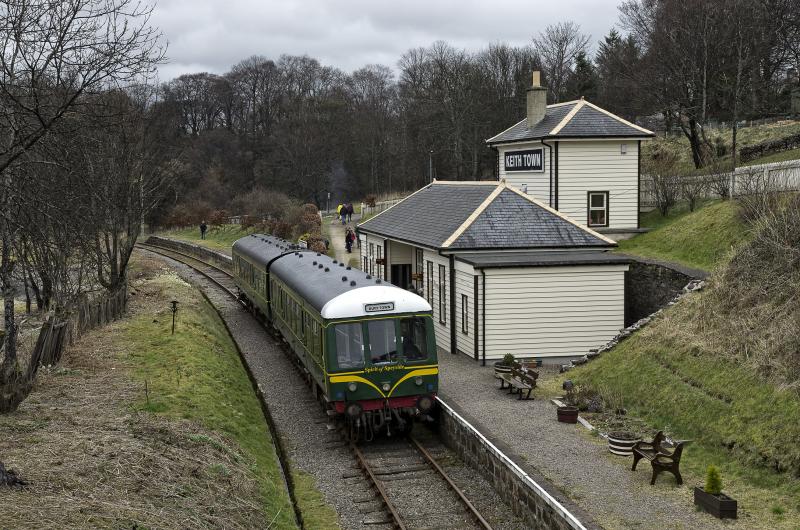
[[625, 261, 692, 326], [436, 398, 598, 530]]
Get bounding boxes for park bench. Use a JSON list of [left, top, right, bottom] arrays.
[[498, 366, 538, 400], [631, 431, 688, 485]]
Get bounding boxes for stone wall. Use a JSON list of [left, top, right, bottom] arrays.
[[435, 398, 598, 530], [625, 261, 693, 327]]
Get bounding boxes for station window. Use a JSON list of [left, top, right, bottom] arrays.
[[415, 249, 424, 290], [461, 294, 468, 334], [334, 323, 364, 369], [588, 191, 609, 227], [426, 261, 433, 303], [438, 264, 446, 324]]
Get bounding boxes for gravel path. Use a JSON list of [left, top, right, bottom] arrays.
[[437, 352, 733, 530], [326, 214, 360, 264], [148, 250, 525, 530]]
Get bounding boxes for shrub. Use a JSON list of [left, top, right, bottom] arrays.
[[272, 221, 292, 240], [502, 353, 515, 366], [705, 465, 722, 495], [301, 203, 319, 216], [209, 209, 228, 227]]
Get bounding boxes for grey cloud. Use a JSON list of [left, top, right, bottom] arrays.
[[152, 0, 622, 80]]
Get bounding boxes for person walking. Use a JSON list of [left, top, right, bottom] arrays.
[[200, 221, 208, 240], [345, 228, 353, 253], [336, 204, 343, 224], [346, 203, 354, 223]]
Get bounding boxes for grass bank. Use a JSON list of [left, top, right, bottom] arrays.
[[566, 302, 800, 528], [156, 224, 257, 253], [618, 200, 747, 271], [125, 259, 299, 528]]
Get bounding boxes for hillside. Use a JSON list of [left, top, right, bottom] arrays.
[[645, 119, 800, 174], [567, 196, 800, 527], [617, 200, 746, 271]]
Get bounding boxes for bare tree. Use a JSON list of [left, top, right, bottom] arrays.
[[0, 0, 164, 411], [533, 22, 590, 102]]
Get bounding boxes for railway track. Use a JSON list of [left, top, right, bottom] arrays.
[[351, 430, 493, 530], [138, 241, 498, 530]]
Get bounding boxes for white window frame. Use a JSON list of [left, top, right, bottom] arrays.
[[587, 191, 609, 228]]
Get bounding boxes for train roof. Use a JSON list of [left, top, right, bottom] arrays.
[[232, 233, 431, 319], [232, 233, 298, 264]]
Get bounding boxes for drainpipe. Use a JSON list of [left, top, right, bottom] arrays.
[[541, 139, 554, 207], [449, 254, 456, 355], [481, 269, 486, 366]]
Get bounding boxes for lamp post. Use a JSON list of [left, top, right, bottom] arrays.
[[171, 300, 179, 335]]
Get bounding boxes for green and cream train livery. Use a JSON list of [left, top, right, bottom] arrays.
[[232, 234, 438, 440]]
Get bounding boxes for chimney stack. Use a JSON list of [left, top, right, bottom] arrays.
[[527, 71, 547, 127]]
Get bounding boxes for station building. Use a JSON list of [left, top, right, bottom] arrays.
[[357, 180, 630, 364], [487, 71, 655, 239]]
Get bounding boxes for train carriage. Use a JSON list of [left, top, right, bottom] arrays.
[[232, 234, 438, 439]]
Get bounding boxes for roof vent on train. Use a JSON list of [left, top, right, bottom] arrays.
[[341, 276, 347, 281], [366, 274, 371, 279], [339, 263, 344, 267], [376, 279, 382, 284], [313, 261, 317, 265], [318, 264, 323, 268], [333, 259, 338, 264], [324, 267, 330, 272], [346, 266, 351, 270], [350, 281, 356, 286]]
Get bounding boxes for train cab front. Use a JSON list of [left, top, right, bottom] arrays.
[[326, 314, 438, 440]]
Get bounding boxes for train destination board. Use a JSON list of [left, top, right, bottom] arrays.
[[364, 302, 395, 313]]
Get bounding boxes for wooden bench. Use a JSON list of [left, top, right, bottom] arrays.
[[498, 367, 538, 400], [631, 431, 688, 485]]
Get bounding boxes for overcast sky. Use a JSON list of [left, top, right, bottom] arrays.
[[152, 0, 624, 81]]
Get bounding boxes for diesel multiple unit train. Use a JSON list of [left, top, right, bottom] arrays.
[[231, 234, 438, 439]]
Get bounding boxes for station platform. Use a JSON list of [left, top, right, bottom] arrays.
[[436, 352, 729, 530]]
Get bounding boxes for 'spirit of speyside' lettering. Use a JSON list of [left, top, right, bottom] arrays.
[[364, 302, 395, 313], [504, 148, 544, 172]]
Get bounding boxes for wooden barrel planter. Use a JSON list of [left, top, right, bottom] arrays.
[[607, 432, 640, 456], [556, 406, 579, 424]]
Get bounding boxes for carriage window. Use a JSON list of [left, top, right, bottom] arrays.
[[335, 323, 364, 369], [400, 317, 428, 362], [368, 320, 397, 364]]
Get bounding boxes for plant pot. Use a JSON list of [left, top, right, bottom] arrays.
[[557, 406, 579, 424], [607, 432, 641, 456], [493, 362, 511, 377], [694, 487, 737, 519]]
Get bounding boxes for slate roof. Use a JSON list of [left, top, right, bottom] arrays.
[[449, 188, 611, 249], [357, 181, 614, 251], [456, 250, 631, 269], [486, 100, 654, 145], [356, 183, 496, 248]]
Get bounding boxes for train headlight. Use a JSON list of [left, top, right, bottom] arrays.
[[381, 382, 391, 392], [417, 395, 434, 413], [348, 382, 357, 392], [415, 377, 423, 386], [345, 402, 363, 418]]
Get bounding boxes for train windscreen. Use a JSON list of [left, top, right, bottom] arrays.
[[399, 317, 428, 361], [335, 323, 364, 369], [368, 320, 398, 364]]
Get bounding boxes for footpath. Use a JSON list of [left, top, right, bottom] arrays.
[[437, 353, 733, 530], [326, 213, 360, 265]]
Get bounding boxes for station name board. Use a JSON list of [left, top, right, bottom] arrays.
[[504, 148, 544, 172], [364, 302, 394, 313]]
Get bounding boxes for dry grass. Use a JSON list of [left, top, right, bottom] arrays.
[[0, 257, 274, 530]]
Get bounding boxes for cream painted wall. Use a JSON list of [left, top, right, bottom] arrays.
[[482, 264, 628, 359], [497, 139, 640, 230]]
